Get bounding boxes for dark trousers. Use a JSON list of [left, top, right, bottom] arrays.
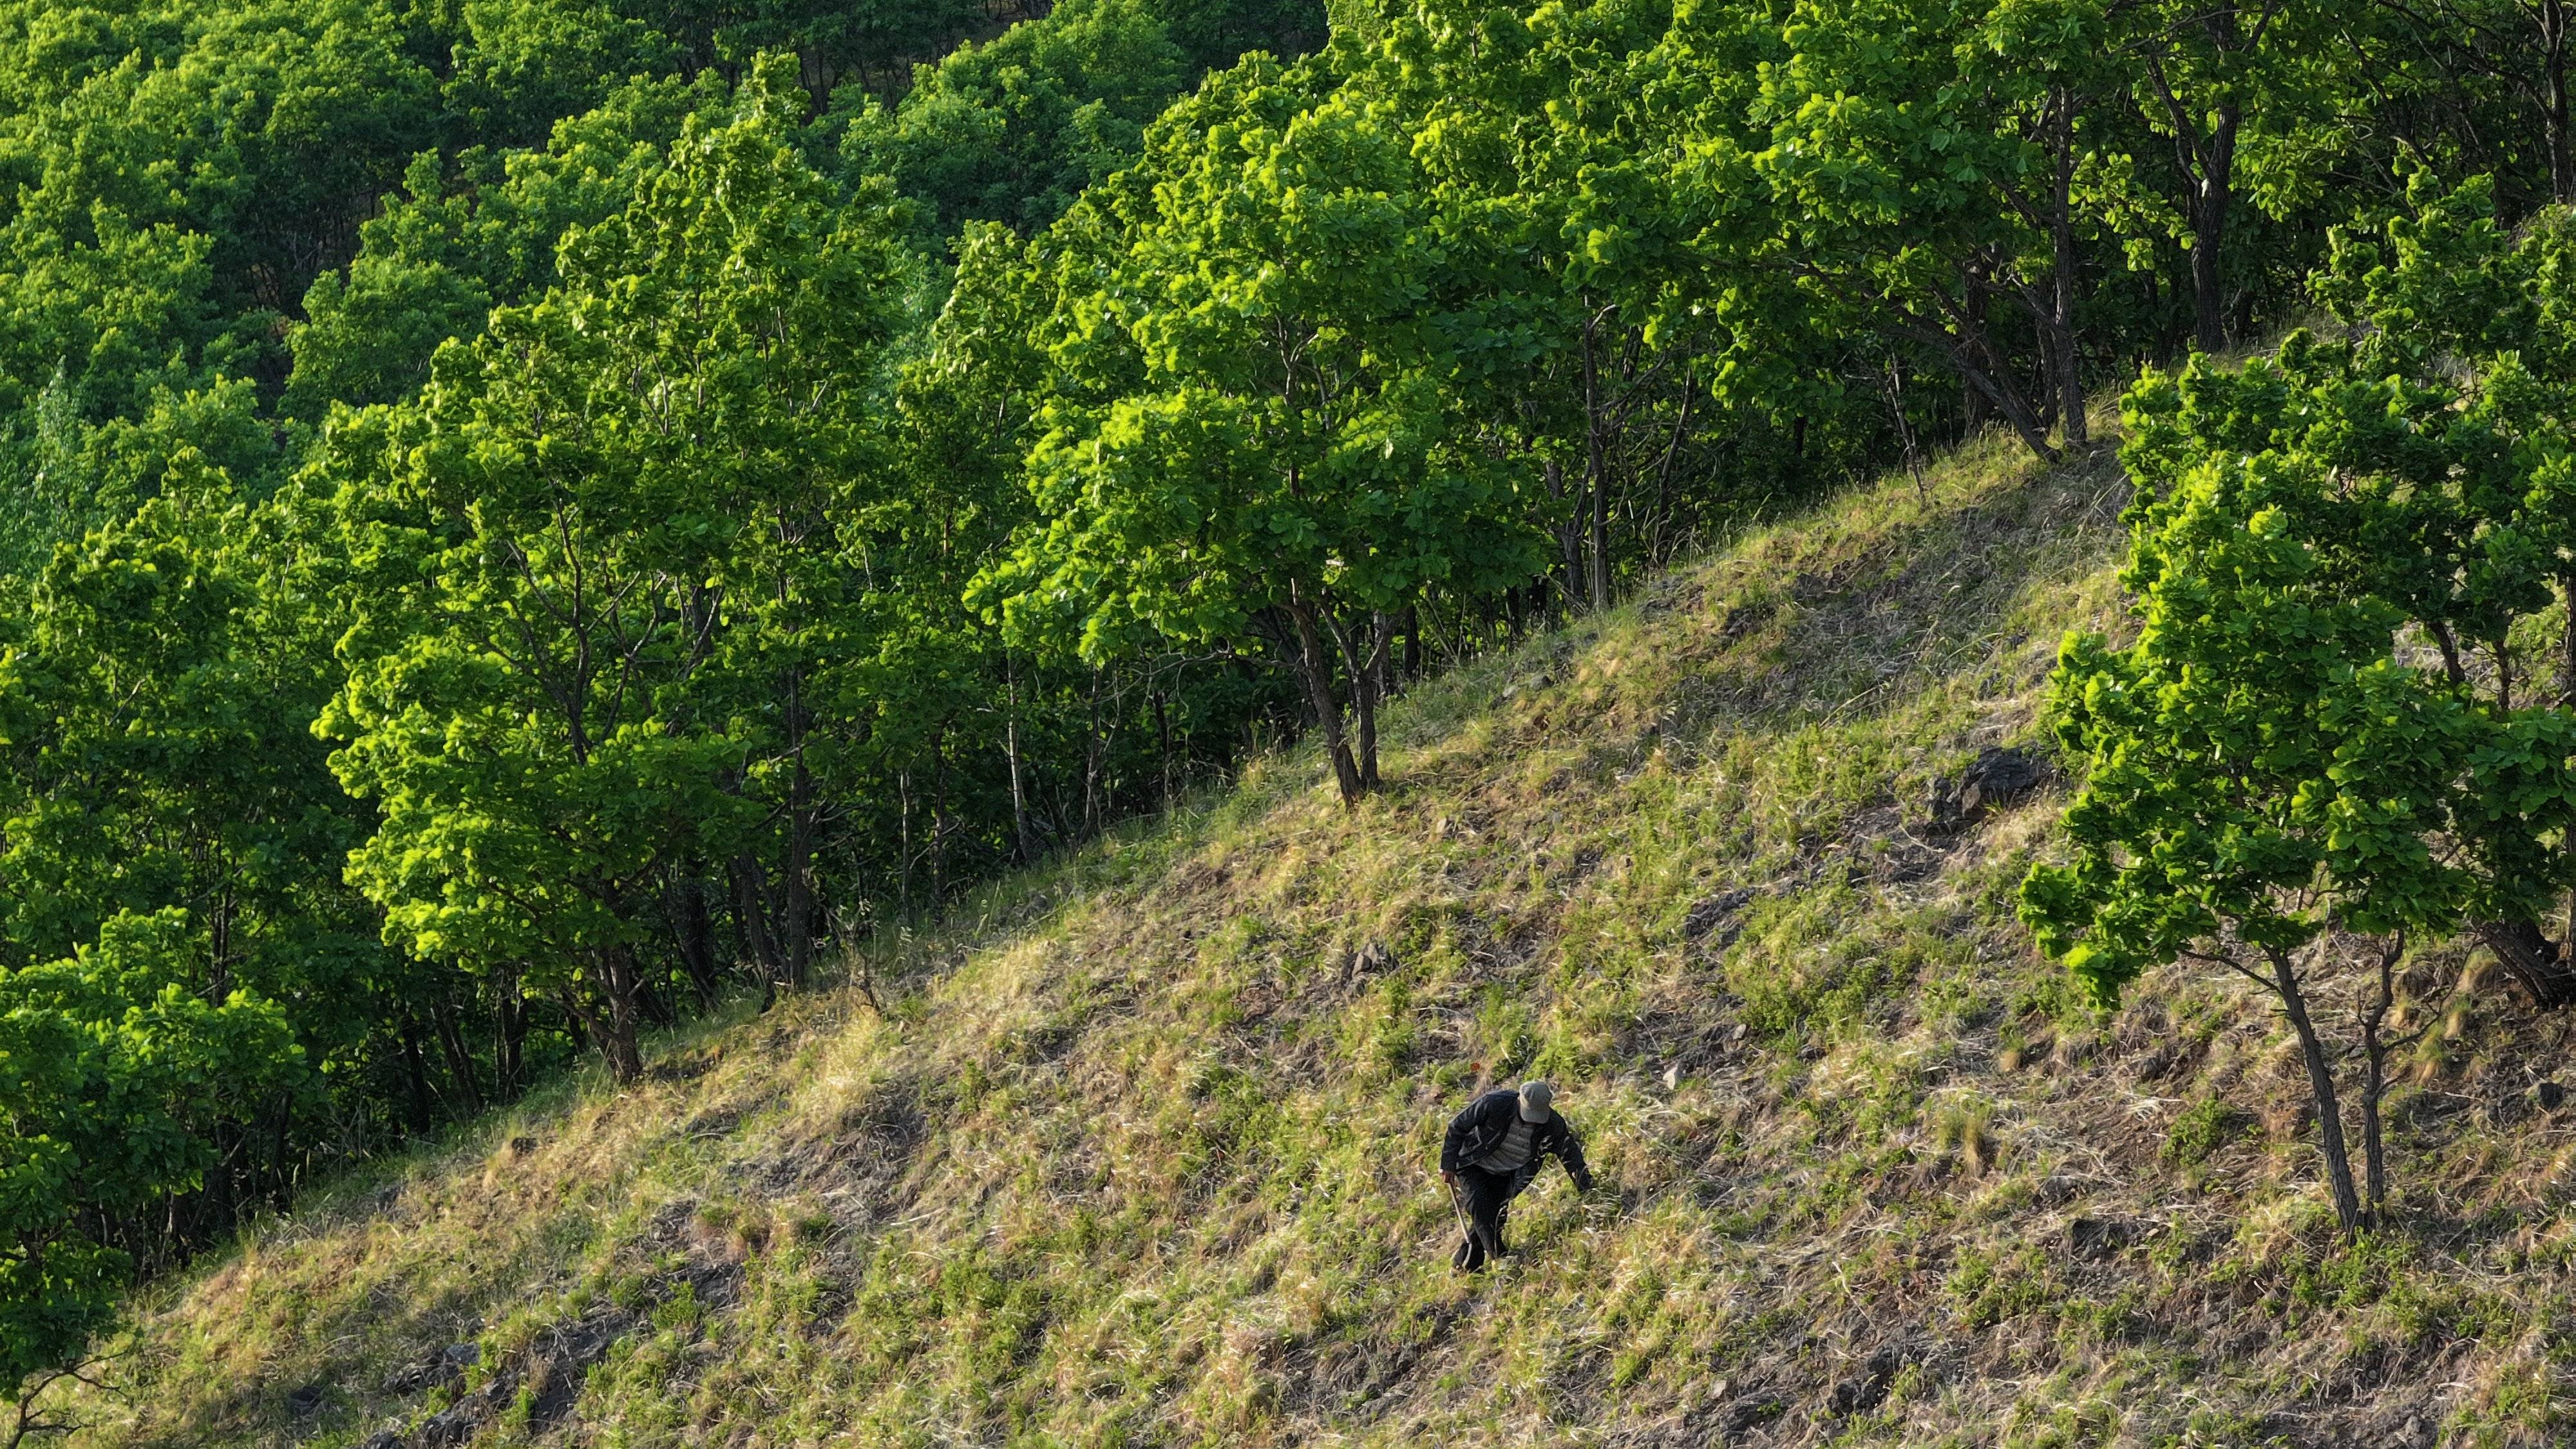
[[1451, 1165, 1519, 1271]]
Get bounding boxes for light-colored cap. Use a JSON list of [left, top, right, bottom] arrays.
[[1518, 1080, 1555, 1122]]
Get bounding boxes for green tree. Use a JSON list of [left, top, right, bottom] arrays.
[[324, 58, 912, 1075], [2019, 342, 2541, 1231], [0, 909, 305, 1427], [1358, 0, 1741, 612], [285, 73, 724, 417], [982, 61, 1546, 802], [2102, 0, 2339, 352], [1684, 0, 2116, 462], [441, 0, 680, 149], [2024, 173, 2576, 1228], [835, 0, 1189, 238], [0, 454, 385, 1218]]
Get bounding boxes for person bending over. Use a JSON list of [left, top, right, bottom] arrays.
[[1440, 1079, 1593, 1271]]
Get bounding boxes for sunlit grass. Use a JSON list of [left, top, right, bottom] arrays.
[[71, 404, 2576, 1446]]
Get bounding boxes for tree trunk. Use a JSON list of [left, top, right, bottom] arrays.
[[2548, 0, 2574, 203], [1152, 688, 1176, 814], [1081, 669, 1107, 836], [431, 998, 484, 1114], [897, 771, 914, 913], [1544, 457, 1584, 617], [2188, 104, 2240, 353], [1582, 308, 1612, 614], [2266, 945, 2363, 1234], [594, 945, 645, 1084], [1005, 654, 1037, 866], [2047, 86, 2087, 446], [732, 853, 784, 989], [2476, 919, 2576, 1009], [930, 723, 952, 908], [782, 666, 816, 990], [1352, 612, 1394, 792], [495, 967, 524, 1097], [208, 889, 234, 1006], [783, 759, 815, 990], [557, 990, 588, 1052], [399, 1021, 434, 1133], [1960, 272, 1992, 433], [671, 867, 721, 1013], [2359, 937, 2403, 1225], [1288, 598, 1364, 803], [1949, 332, 2061, 464], [636, 971, 676, 1029]]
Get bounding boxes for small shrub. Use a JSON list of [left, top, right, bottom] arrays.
[[2161, 1099, 2255, 1170]]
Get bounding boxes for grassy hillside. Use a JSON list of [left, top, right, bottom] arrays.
[[69, 419, 2576, 1448]]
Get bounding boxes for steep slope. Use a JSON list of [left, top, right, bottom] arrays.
[[72, 424, 2576, 1448]]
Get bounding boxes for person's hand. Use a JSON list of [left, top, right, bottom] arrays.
[[1441, 1170, 1456, 1188]]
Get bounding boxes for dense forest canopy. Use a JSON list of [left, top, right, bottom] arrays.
[[4, 0, 2576, 1414]]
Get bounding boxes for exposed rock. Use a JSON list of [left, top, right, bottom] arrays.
[[381, 1341, 479, 1396], [2066, 1217, 2136, 1263], [2032, 1173, 2080, 1209], [1719, 1393, 1787, 1433], [1347, 938, 1397, 983], [1924, 746, 2052, 835]]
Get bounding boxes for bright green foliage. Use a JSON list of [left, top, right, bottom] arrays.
[[2096, 0, 2344, 352], [1692, 0, 2114, 460], [1, 0, 2573, 1406], [0, 909, 303, 1392], [0, 0, 442, 319], [285, 75, 724, 416], [983, 60, 1546, 800], [2022, 343, 2514, 998], [1354, 0, 1763, 605], [323, 59, 914, 1078], [2014, 340, 2517, 1231], [0, 460, 362, 980], [2021, 171, 2576, 1229]]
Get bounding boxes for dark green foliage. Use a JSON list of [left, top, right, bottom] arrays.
[[837, 0, 1189, 238], [0, 911, 305, 1394], [283, 74, 724, 415], [0, 0, 2570, 1416]]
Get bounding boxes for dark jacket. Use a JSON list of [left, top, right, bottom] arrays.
[[1441, 1088, 1593, 1193]]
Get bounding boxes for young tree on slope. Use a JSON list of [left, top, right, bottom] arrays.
[[2024, 173, 2576, 1227], [2018, 343, 2541, 1231], [980, 61, 1546, 804]]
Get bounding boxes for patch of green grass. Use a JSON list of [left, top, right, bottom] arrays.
[[2163, 1097, 2258, 1170]]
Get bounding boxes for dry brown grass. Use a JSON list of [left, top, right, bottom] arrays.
[[60, 412, 2576, 1448]]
